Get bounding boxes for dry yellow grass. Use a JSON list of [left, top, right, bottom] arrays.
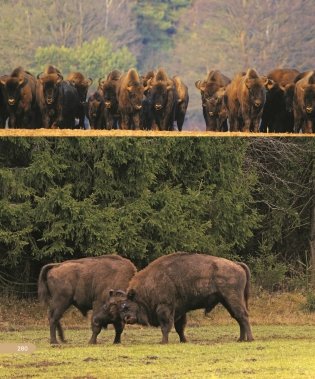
[[1, 292, 314, 332], [0, 129, 314, 138]]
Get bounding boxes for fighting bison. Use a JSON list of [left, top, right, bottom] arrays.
[[99, 70, 121, 129], [293, 71, 315, 133], [37, 66, 80, 128], [67, 72, 93, 129], [261, 68, 300, 133], [148, 68, 177, 131], [225, 69, 267, 132], [0, 67, 37, 128], [111, 252, 253, 344], [117, 68, 144, 130], [195, 70, 230, 131], [173, 76, 189, 131], [38, 255, 136, 344]]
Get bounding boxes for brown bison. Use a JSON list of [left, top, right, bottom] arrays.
[[173, 76, 189, 131], [225, 69, 267, 132], [112, 252, 253, 344], [37, 66, 80, 129], [261, 68, 300, 133], [148, 68, 177, 131], [0, 80, 8, 127], [195, 70, 230, 131], [99, 70, 121, 130], [87, 90, 105, 129], [66, 72, 93, 129], [117, 68, 145, 130], [293, 71, 315, 133], [38, 255, 136, 344], [0, 67, 37, 128]]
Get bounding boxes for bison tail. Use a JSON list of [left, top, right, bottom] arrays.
[[38, 263, 59, 305], [237, 262, 251, 312]]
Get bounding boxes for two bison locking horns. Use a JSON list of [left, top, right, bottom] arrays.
[[38, 252, 254, 345], [1, 65, 314, 132]]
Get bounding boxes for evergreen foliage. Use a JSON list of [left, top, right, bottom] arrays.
[[0, 138, 314, 294]]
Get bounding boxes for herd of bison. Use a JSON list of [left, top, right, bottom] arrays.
[[0, 65, 314, 132], [38, 253, 253, 345]]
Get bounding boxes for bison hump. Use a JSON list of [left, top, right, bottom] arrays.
[[246, 68, 259, 79]]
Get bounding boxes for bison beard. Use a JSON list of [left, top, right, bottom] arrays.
[[38, 255, 136, 345], [116, 252, 254, 344]]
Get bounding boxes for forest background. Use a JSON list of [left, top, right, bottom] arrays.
[[0, 137, 314, 297], [1, 0, 315, 129]]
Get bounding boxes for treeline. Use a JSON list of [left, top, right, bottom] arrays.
[[0, 137, 314, 295], [1, 0, 314, 128]]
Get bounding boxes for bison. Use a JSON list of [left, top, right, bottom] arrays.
[[66, 72, 93, 129], [38, 255, 136, 344], [261, 68, 300, 133], [225, 69, 267, 132], [0, 67, 37, 128], [173, 76, 189, 131], [0, 80, 8, 128], [117, 68, 145, 130], [195, 70, 230, 131], [110, 252, 254, 344], [148, 68, 177, 131], [87, 90, 105, 129], [293, 71, 315, 133], [37, 66, 80, 129], [99, 70, 121, 130]]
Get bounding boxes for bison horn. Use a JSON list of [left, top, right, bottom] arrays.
[[37, 72, 44, 80]]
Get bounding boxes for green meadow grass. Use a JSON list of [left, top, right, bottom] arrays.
[[1, 324, 315, 379]]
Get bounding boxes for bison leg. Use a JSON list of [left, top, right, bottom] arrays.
[[89, 321, 102, 345], [56, 321, 66, 343], [113, 320, 124, 344], [174, 314, 187, 343], [157, 304, 174, 344], [48, 301, 70, 344], [220, 296, 254, 342]]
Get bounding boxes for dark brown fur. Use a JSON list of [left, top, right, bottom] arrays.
[[98, 70, 121, 129], [118, 252, 253, 344], [195, 70, 230, 131], [87, 90, 105, 129], [261, 68, 300, 133], [294, 71, 315, 133], [38, 255, 136, 344], [225, 69, 267, 132], [172, 76, 189, 131], [117, 68, 144, 130], [36, 67, 80, 129], [0, 67, 37, 128], [148, 68, 177, 131]]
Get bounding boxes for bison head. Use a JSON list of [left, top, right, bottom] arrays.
[[39, 73, 62, 105], [0, 76, 28, 107], [126, 83, 144, 111], [301, 85, 315, 116], [245, 77, 267, 110], [119, 289, 149, 326], [92, 290, 126, 328], [150, 81, 173, 111], [102, 82, 118, 110]]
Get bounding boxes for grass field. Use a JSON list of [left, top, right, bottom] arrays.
[[0, 292, 315, 378]]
